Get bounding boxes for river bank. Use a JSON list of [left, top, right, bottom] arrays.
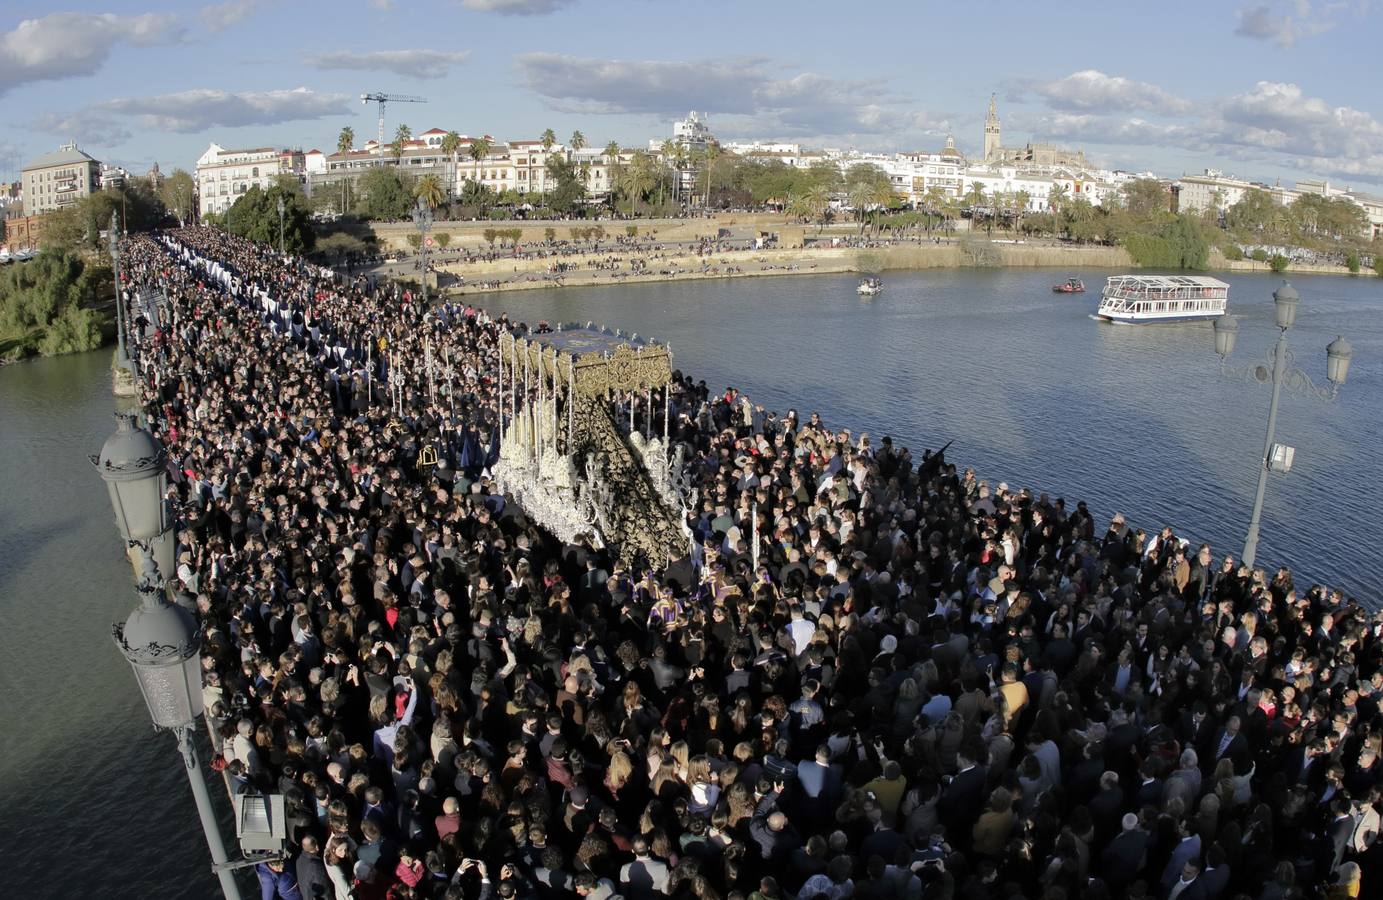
[[414, 238, 1375, 298], [428, 241, 1136, 296]]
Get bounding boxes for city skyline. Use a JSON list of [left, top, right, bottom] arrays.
[[2, 0, 1381, 189]]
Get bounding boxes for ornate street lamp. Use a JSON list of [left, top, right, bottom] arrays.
[[1212, 281, 1352, 569], [110, 211, 130, 373], [112, 550, 245, 900], [412, 196, 432, 305], [92, 412, 168, 543]]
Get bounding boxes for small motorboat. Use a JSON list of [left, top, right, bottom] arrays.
[[1052, 277, 1085, 294], [857, 277, 883, 296]]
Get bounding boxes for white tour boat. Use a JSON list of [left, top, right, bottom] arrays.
[[1095, 275, 1229, 324]]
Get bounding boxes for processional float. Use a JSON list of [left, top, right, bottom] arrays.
[[494, 325, 695, 569]]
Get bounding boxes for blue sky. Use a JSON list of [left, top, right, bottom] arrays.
[[2, 0, 1381, 188]]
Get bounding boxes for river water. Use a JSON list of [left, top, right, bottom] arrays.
[[0, 352, 238, 899], [0, 266, 1377, 895], [489, 267, 1382, 601]]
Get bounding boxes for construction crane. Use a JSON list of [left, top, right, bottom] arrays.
[[360, 92, 427, 147]]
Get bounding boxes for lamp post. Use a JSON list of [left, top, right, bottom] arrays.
[[112, 548, 244, 900], [412, 196, 432, 305], [276, 194, 285, 254], [1212, 281, 1353, 569], [92, 412, 175, 579], [110, 211, 130, 373]]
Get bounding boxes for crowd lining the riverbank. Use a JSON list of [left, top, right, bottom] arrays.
[[117, 227, 1379, 900]]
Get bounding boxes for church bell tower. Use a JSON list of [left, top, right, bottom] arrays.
[[983, 93, 1001, 163]]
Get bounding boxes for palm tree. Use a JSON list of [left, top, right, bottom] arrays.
[[337, 126, 355, 215], [870, 184, 897, 235], [392, 123, 411, 165], [805, 183, 830, 229], [1013, 190, 1031, 233], [569, 131, 586, 152], [1048, 183, 1069, 215], [618, 151, 657, 214], [541, 129, 556, 152], [966, 182, 987, 230], [415, 174, 446, 210], [923, 185, 946, 232], [467, 137, 492, 212], [441, 131, 462, 203], [848, 182, 873, 232], [703, 143, 721, 208]]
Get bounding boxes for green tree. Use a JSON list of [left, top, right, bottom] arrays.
[[569, 131, 586, 152], [391, 123, 412, 164], [434, 232, 450, 249], [357, 167, 415, 221], [1048, 183, 1068, 215], [159, 168, 196, 226], [415, 174, 446, 210], [1346, 251, 1361, 274], [0, 250, 110, 359], [544, 155, 587, 215], [1269, 254, 1290, 273], [965, 182, 987, 227], [337, 126, 356, 215], [617, 152, 657, 213], [1374, 253, 1383, 276], [1122, 178, 1170, 220], [1226, 190, 1282, 237], [1013, 189, 1031, 233], [541, 129, 557, 152], [441, 131, 462, 202], [225, 185, 315, 253]]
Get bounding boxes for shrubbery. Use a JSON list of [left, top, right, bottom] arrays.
[[0, 252, 110, 360]]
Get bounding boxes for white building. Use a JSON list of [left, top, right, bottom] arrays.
[[1177, 170, 1257, 215], [196, 143, 287, 216]]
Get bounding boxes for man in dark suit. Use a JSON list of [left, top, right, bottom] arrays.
[[1207, 716, 1247, 774], [1184, 843, 1230, 900], [1099, 812, 1150, 890], [938, 746, 988, 844]]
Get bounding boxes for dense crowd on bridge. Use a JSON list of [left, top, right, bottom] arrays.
[[119, 226, 1380, 900]]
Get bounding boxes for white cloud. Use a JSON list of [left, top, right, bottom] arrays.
[[306, 49, 470, 79], [1234, 1, 1355, 46], [515, 53, 940, 143], [460, 0, 573, 14], [370, 0, 396, 8], [200, 0, 262, 31], [1028, 70, 1191, 114], [37, 87, 352, 142], [1031, 80, 1383, 183], [0, 12, 181, 95]]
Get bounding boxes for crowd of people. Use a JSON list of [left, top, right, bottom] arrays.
[[119, 226, 1380, 900]]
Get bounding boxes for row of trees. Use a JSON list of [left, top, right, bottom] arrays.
[[1221, 188, 1370, 248]]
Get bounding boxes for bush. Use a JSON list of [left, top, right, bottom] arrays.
[[1268, 254, 1290, 273], [1223, 245, 1244, 261], [406, 233, 422, 250], [1346, 251, 1360, 274], [0, 252, 110, 359], [1251, 248, 1269, 262], [626, 225, 638, 237], [1375, 254, 1383, 277], [545, 227, 557, 243], [434, 232, 451, 249], [483, 228, 497, 247]]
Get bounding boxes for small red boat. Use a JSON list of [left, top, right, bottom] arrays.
[[1052, 277, 1085, 293]]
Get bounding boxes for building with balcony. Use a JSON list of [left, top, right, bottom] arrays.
[[195, 143, 288, 216], [21, 142, 101, 215]]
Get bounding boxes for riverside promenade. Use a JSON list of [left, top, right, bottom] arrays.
[[118, 226, 1378, 900]]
